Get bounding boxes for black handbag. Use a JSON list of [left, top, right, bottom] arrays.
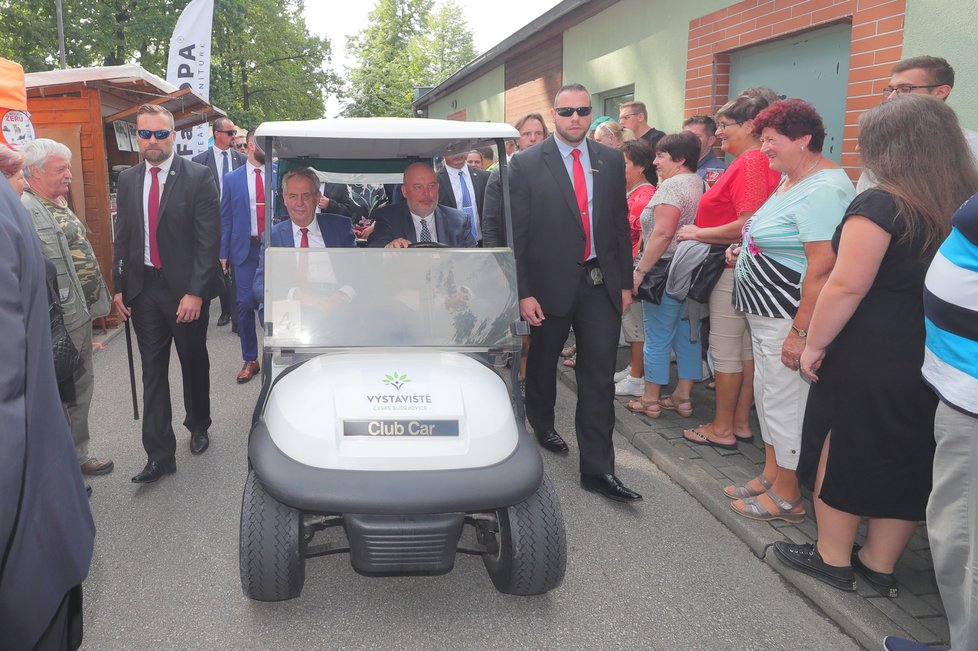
[[635, 256, 671, 304], [50, 296, 83, 383], [686, 244, 728, 303]]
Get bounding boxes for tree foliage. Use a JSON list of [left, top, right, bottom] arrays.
[[0, 0, 338, 127], [343, 0, 476, 118]]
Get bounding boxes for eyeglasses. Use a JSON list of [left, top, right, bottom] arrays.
[[234, 143, 247, 150], [881, 84, 942, 97], [554, 106, 593, 117], [618, 113, 638, 120], [137, 129, 172, 140], [218, 130, 237, 136], [716, 119, 746, 130]]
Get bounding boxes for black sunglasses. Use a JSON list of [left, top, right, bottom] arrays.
[[554, 106, 593, 117], [234, 143, 247, 150], [137, 129, 172, 140], [218, 130, 237, 136]]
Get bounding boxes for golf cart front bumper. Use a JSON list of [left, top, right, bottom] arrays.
[[248, 419, 544, 515]]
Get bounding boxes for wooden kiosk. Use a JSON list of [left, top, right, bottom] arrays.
[[24, 65, 224, 323]]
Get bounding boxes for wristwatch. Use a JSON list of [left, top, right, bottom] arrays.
[[791, 324, 808, 338]]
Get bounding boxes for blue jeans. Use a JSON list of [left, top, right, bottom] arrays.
[[641, 294, 700, 386]]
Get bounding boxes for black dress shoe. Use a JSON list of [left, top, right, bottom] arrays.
[[217, 312, 231, 327], [534, 428, 569, 454], [231, 322, 239, 334], [581, 473, 643, 502], [190, 431, 210, 455], [131, 459, 176, 484]]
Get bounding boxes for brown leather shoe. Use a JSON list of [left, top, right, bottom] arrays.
[[236, 360, 260, 384], [80, 457, 114, 476]]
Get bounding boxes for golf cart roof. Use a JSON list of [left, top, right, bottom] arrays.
[[255, 117, 518, 160]]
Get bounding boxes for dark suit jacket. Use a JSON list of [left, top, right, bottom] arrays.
[[220, 163, 264, 266], [509, 135, 631, 317], [113, 155, 222, 302], [0, 179, 94, 650], [253, 213, 356, 306], [320, 182, 360, 221], [192, 146, 245, 188], [366, 202, 476, 248], [437, 165, 490, 227]]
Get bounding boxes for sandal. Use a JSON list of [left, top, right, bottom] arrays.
[[561, 344, 576, 358], [562, 353, 576, 368], [730, 489, 805, 524], [658, 395, 693, 418], [734, 430, 756, 444], [683, 426, 737, 450], [625, 398, 661, 419], [723, 474, 772, 499]]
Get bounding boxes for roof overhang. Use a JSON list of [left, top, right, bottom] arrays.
[[25, 64, 224, 130]]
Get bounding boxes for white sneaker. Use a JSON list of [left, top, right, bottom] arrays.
[[613, 365, 632, 383], [615, 376, 644, 397]]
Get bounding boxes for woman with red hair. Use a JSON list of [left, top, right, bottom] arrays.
[[0, 143, 27, 196]]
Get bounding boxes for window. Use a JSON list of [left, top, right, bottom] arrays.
[[602, 87, 635, 119]]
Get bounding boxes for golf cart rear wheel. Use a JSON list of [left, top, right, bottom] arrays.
[[483, 473, 566, 595], [239, 470, 306, 601]]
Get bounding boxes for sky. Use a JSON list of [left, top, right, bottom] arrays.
[[303, 0, 563, 116]]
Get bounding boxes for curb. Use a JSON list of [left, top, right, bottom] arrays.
[[91, 322, 125, 355], [556, 367, 910, 651]]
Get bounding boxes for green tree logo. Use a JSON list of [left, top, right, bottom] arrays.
[[383, 372, 411, 391]]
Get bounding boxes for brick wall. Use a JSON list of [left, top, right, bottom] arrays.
[[504, 36, 563, 126], [685, 0, 906, 180]]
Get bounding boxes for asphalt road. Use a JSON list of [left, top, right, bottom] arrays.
[[81, 307, 860, 650]]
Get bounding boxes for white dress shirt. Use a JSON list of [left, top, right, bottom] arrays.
[[553, 137, 596, 261], [213, 144, 233, 196], [292, 217, 325, 248], [411, 211, 438, 243], [247, 162, 262, 236], [142, 153, 175, 266]]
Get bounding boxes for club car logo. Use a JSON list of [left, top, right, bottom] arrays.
[[383, 371, 410, 392], [366, 371, 432, 410]]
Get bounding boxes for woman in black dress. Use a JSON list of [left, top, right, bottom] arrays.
[[773, 95, 978, 596]]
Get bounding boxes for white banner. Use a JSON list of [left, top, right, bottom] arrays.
[[165, 0, 214, 158]]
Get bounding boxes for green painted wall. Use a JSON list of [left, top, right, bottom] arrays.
[[426, 64, 506, 122], [561, 0, 730, 134], [903, 0, 978, 131]]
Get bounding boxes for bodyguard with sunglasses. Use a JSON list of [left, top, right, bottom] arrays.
[[112, 104, 222, 484], [510, 83, 642, 503]]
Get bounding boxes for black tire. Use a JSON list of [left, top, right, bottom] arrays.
[[483, 473, 566, 595], [239, 470, 306, 601]]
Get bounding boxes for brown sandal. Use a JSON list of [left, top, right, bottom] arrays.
[[659, 395, 693, 418], [625, 398, 661, 418]]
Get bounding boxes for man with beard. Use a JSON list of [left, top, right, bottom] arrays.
[[113, 104, 221, 483], [510, 84, 641, 503], [220, 129, 268, 384]]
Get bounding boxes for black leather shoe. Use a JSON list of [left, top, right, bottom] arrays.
[[534, 428, 569, 454], [231, 322, 239, 334], [131, 459, 176, 484], [217, 312, 231, 327], [581, 473, 643, 502], [190, 431, 210, 455]]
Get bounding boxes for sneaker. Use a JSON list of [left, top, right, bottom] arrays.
[[882, 637, 941, 651], [614, 376, 644, 397], [613, 365, 632, 383], [772, 540, 856, 592]]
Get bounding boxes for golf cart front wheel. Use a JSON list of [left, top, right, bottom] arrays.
[[483, 473, 566, 595], [239, 469, 306, 601]]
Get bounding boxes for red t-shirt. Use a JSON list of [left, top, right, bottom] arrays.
[[626, 183, 655, 256], [694, 149, 780, 228]]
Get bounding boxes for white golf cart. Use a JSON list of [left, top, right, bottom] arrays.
[[240, 118, 567, 601]]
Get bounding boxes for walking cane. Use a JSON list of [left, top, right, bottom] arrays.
[[124, 318, 139, 420]]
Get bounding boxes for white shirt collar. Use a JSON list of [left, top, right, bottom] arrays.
[[146, 152, 175, 178]]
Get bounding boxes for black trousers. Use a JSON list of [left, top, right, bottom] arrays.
[[525, 274, 621, 475], [131, 268, 212, 463], [31, 585, 82, 651]]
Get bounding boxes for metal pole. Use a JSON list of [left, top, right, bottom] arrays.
[[55, 0, 67, 69]]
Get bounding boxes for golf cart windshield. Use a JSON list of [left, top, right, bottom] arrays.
[[263, 248, 520, 350]]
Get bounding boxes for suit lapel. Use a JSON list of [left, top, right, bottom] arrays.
[[542, 138, 585, 230], [433, 206, 447, 244], [135, 162, 147, 244], [587, 140, 604, 228], [158, 155, 180, 218]]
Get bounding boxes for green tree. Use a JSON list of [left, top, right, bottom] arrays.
[[0, 0, 338, 126], [343, 0, 476, 118]]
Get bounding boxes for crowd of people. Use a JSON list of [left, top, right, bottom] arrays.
[[3, 53, 978, 651]]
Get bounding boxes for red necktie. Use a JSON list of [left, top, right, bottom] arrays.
[[255, 168, 265, 237], [299, 227, 309, 248], [571, 149, 591, 260], [148, 166, 162, 268]]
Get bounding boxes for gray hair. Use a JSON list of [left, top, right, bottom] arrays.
[[22, 138, 72, 179], [281, 167, 321, 195]]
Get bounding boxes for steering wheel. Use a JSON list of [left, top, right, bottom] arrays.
[[408, 241, 449, 249]]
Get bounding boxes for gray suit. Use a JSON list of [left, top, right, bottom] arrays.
[[0, 179, 94, 650]]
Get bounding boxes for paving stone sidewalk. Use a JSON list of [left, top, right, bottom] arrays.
[[556, 344, 949, 651]]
